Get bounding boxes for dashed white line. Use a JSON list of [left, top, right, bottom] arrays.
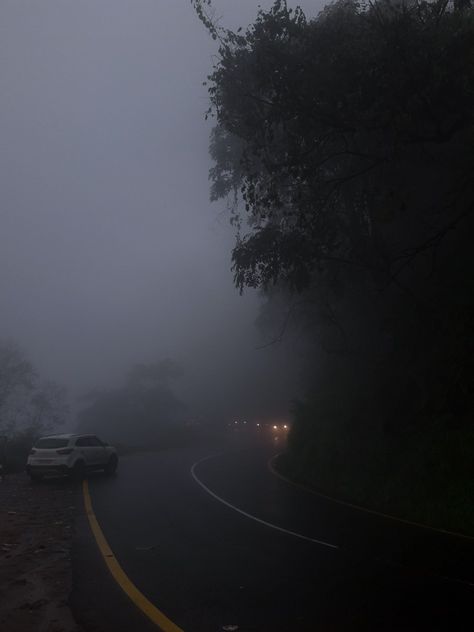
[[190, 454, 339, 550]]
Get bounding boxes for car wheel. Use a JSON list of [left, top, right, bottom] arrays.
[[104, 455, 118, 475], [71, 460, 86, 481]]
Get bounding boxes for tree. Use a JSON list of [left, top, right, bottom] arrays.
[[194, 2, 474, 530], [0, 340, 68, 437], [196, 0, 474, 420], [0, 342, 35, 434], [198, 0, 474, 291]]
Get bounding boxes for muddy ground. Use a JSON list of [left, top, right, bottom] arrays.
[[0, 472, 84, 632]]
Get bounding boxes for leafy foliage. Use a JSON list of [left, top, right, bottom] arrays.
[[201, 0, 474, 292], [199, 0, 474, 415], [0, 341, 68, 436], [195, 0, 474, 529], [0, 341, 69, 471]]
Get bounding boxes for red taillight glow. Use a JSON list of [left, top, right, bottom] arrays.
[[56, 448, 73, 455]]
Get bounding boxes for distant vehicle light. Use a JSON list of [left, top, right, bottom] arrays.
[[256, 423, 260, 427], [273, 425, 278, 430], [243, 421, 247, 424], [234, 421, 238, 424], [283, 424, 288, 429]]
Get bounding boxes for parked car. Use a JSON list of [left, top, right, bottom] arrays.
[[26, 433, 118, 481]]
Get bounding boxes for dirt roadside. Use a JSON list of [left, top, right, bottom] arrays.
[[0, 472, 84, 632]]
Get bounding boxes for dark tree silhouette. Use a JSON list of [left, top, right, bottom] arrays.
[[194, 0, 474, 532]]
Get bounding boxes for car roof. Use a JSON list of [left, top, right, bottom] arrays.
[[38, 433, 96, 439]]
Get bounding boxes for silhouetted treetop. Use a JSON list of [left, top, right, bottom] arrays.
[[196, 0, 474, 293]]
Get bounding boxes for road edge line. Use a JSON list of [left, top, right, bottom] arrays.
[[82, 480, 184, 632], [191, 454, 339, 550], [268, 454, 474, 542]]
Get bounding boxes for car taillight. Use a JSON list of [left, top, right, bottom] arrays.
[[29, 448, 36, 455], [56, 448, 73, 455]]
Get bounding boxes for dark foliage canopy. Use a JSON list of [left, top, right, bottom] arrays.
[[192, 2, 474, 528], [197, 0, 474, 294], [195, 0, 474, 422]]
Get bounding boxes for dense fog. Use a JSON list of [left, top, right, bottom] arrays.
[[0, 1, 322, 431], [2, 0, 473, 537]]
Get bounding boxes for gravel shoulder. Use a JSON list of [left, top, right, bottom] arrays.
[[0, 473, 84, 632]]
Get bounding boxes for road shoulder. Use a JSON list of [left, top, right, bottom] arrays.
[[0, 473, 83, 632]]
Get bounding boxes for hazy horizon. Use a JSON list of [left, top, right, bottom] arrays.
[[0, 1, 324, 425]]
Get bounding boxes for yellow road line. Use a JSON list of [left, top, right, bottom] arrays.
[[82, 480, 184, 632], [268, 455, 474, 541]]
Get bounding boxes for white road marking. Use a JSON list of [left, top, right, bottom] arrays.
[[190, 454, 339, 550]]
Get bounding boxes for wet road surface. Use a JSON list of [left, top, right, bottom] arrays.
[[71, 432, 474, 631]]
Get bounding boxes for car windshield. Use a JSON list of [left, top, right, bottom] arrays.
[[35, 438, 69, 449]]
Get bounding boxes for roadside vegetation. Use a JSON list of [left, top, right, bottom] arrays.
[[0, 341, 69, 473], [194, 0, 474, 534], [76, 359, 211, 451]]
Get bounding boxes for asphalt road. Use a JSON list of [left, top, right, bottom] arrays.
[[71, 431, 474, 631]]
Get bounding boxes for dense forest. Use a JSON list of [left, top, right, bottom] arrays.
[[194, 0, 474, 532]]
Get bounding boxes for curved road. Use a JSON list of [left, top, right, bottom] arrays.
[[72, 432, 474, 631]]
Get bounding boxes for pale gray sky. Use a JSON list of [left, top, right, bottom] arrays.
[[0, 0, 323, 422]]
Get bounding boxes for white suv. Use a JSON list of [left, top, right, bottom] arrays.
[[26, 433, 118, 481]]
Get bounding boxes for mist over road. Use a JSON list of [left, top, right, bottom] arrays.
[[72, 432, 474, 632]]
